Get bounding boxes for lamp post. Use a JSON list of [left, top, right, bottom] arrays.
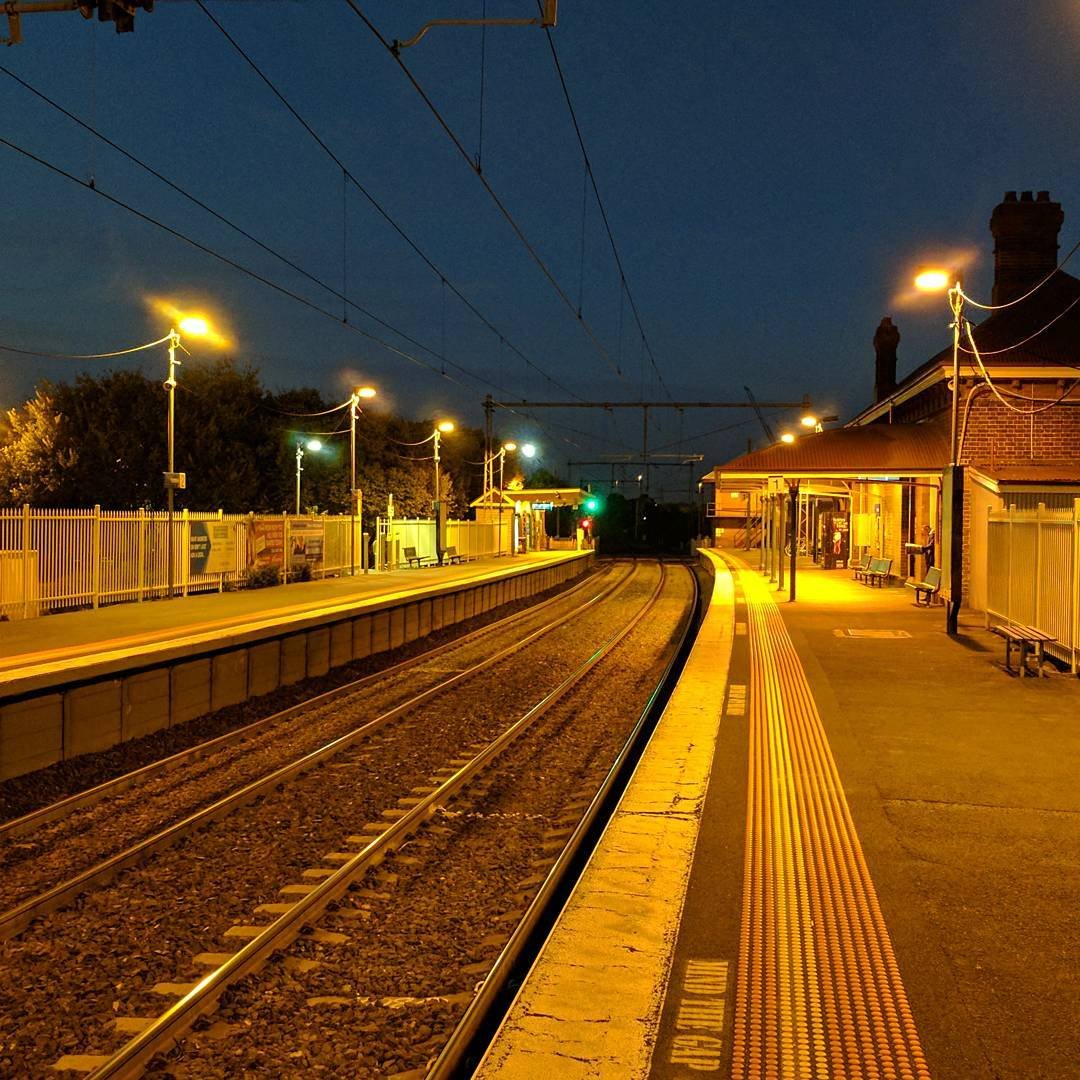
[[295, 438, 323, 515], [432, 420, 454, 564], [163, 315, 212, 600], [487, 440, 535, 556], [349, 386, 377, 575], [915, 268, 966, 635]]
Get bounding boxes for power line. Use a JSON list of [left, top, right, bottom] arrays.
[[0, 333, 172, 360], [344, 0, 631, 389], [0, 63, 510, 398], [193, 1, 582, 404], [539, 21, 674, 402], [0, 133, 495, 394]]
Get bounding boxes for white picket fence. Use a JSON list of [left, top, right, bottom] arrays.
[[985, 499, 1080, 672], [0, 506, 360, 620]]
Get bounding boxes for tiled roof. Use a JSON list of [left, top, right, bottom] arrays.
[[713, 422, 950, 476]]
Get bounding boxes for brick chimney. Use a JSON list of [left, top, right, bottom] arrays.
[[989, 190, 1064, 306], [873, 316, 900, 403]]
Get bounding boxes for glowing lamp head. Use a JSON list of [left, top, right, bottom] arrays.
[[356, 386, 377, 400], [502, 441, 517, 453], [780, 432, 796, 445], [178, 316, 210, 337], [520, 443, 537, 458], [437, 420, 455, 434], [914, 269, 952, 293], [800, 415, 818, 429], [306, 439, 322, 452]]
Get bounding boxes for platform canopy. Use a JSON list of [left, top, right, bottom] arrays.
[[705, 422, 950, 488], [470, 487, 591, 510]]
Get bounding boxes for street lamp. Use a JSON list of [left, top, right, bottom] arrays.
[[164, 315, 213, 599], [780, 432, 796, 444], [432, 420, 454, 564], [295, 438, 323, 515], [914, 267, 966, 636], [486, 440, 537, 556], [349, 385, 377, 575]]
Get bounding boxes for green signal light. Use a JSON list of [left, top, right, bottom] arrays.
[[584, 496, 600, 513]]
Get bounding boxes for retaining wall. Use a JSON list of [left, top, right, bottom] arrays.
[[0, 554, 592, 782]]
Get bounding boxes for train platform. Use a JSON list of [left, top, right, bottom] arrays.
[[477, 549, 1080, 1080], [0, 550, 585, 692], [0, 550, 591, 781]]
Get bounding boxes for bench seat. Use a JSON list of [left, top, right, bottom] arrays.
[[989, 622, 1057, 678], [861, 557, 892, 587], [905, 566, 942, 606]]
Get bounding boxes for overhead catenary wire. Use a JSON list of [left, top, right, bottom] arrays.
[[539, 18, 675, 402], [193, 1, 582, 403], [344, 0, 630, 388], [0, 135, 520, 399], [0, 64, 504, 397], [0, 60, 635, 461]]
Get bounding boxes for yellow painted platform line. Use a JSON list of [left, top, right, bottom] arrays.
[[729, 555, 930, 1080], [475, 552, 734, 1078]]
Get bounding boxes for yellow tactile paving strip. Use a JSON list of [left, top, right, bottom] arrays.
[[730, 557, 930, 1080]]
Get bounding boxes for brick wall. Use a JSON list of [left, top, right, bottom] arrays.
[[959, 387, 1080, 467]]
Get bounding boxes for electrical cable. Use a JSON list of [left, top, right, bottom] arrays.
[[264, 398, 353, 418], [959, 291, 1080, 356], [0, 134, 515, 400], [0, 65, 505, 396], [539, 19, 675, 401], [957, 233, 1080, 311], [193, 2, 582, 402], [964, 319, 1077, 415], [0, 333, 172, 360], [343, 0, 630, 388]]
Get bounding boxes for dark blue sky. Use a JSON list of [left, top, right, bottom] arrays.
[[3, 1, 1078, 498]]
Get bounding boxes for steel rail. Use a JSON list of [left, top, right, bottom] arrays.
[[85, 563, 665, 1079], [428, 560, 701, 1077], [0, 564, 638, 942], [0, 563, 615, 841]]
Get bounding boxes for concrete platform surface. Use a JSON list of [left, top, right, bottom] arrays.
[[478, 552, 1080, 1080]]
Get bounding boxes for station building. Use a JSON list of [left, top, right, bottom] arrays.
[[708, 191, 1080, 619]]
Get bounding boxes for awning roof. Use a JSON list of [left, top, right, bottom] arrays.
[[974, 463, 1080, 488], [710, 422, 950, 481], [470, 487, 589, 509]]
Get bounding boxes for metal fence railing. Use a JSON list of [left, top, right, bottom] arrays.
[[0, 506, 523, 621], [0, 506, 364, 620], [985, 500, 1080, 672]]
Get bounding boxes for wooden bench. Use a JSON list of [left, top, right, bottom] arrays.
[[442, 546, 463, 564], [861, 556, 892, 587], [905, 565, 942, 606], [402, 546, 433, 569], [989, 622, 1058, 678]]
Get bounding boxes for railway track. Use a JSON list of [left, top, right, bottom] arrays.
[[0, 559, 698, 1078], [0, 561, 628, 932]]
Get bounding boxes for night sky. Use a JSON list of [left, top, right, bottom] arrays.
[[3, 2, 1078, 498]]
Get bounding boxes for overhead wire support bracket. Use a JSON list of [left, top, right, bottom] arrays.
[[392, 0, 556, 53]]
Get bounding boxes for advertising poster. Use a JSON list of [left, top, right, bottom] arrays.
[[189, 520, 237, 576], [248, 518, 285, 571], [289, 518, 325, 571]]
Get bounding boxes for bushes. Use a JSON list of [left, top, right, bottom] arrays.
[[246, 566, 281, 589]]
